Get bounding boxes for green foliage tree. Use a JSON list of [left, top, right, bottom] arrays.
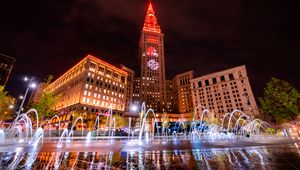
[[0, 86, 15, 121], [162, 115, 170, 129], [208, 111, 219, 124], [259, 77, 300, 124], [114, 115, 128, 128], [31, 75, 60, 121]]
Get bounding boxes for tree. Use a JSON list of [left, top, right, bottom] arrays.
[[208, 111, 219, 124], [31, 75, 60, 121], [259, 77, 300, 124], [114, 115, 128, 128], [0, 86, 15, 122]]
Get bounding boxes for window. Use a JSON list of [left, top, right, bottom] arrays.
[[198, 81, 202, 87], [99, 66, 105, 72], [221, 76, 225, 82], [121, 76, 125, 83], [113, 73, 119, 78], [90, 62, 96, 69], [106, 70, 112, 76], [212, 78, 217, 84], [229, 73, 234, 80], [205, 80, 209, 86]]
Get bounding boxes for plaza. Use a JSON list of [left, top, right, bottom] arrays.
[[0, 1, 300, 169]]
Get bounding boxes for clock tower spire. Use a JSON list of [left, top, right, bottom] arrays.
[[139, 1, 166, 112]]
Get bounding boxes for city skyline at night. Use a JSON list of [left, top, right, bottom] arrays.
[[0, 0, 299, 99], [0, 1, 300, 169]]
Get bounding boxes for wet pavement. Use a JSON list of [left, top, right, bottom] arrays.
[[0, 137, 299, 169], [0, 142, 300, 169]]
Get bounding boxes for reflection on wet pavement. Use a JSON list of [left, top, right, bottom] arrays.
[[0, 143, 300, 169]]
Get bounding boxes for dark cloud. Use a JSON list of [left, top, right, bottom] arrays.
[[0, 0, 299, 99]]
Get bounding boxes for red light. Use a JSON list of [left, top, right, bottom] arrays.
[[147, 47, 156, 56], [143, 2, 161, 33]]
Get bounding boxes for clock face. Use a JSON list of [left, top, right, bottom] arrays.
[[147, 59, 159, 70], [146, 47, 159, 70]]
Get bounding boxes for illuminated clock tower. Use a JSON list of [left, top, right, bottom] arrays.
[[139, 2, 166, 112]]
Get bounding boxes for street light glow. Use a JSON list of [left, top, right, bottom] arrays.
[[19, 95, 24, 99], [24, 77, 28, 81], [131, 105, 138, 112], [30, 83, 37, 88]]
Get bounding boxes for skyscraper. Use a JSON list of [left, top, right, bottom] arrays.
[[139, 2, 166, 112]]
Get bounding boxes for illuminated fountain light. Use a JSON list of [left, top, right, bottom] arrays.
[[138, 102, 159, 142], [86, 131, 92, 144], [56, 116, 84, 148], [0, 129, 4, 144], [57, 129, 69, 149], [30, 127, 44, 146], [41, 115, 61, 138]]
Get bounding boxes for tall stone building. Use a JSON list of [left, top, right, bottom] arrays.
[[165, 80, 175, 113], [190, 65, 258, 119], [138, 2, 166, 112], [45, 55, 129, 115], [120, 65, 135, 113], [172, 71, 194, 114]]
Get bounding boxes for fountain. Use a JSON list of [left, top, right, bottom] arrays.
[[138, 103, 159, 142], [0, 129, 4, 144], [0, 103, 297, 170]]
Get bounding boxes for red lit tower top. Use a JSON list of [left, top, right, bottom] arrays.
[[143, 2, 161, 33]]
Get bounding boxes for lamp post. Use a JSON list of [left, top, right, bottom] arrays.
[[130, 104, 138, 113], [17, 76, 36, 117], [129, 104, 139, 136]]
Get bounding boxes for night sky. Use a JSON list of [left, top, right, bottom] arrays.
[[1, 0, 299, 100]]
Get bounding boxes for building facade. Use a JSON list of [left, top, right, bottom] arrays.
[[190, 65, 258, 119], [120, 65, 135, 113], [45, 55, 129, 115], [165, 80, 175, 113], [0, 54, 15, 86], [139, 2, 166, 112], [132, 77, 141, 105], [173, 71, 194, 114]]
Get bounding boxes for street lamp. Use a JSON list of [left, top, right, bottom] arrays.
[[17, 76, 37, 117], [130, 104, 138, 112]]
